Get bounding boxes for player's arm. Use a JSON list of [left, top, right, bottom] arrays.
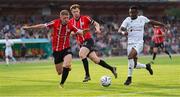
[[93, 21, 101, 33], [23, 21, 54, 30], [75, 29, 89, 35], [22, 24, 47, 29], [148, 20, 167, 28], [71, 25, 89, 35], [118, 27, 128, 35], [154, 34, 165, 38], [155, 29, 165, 37], [86, 16, 101, 33], [118, 17, 129, 35]]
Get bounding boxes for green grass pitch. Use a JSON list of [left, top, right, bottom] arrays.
[[0, 55, 180, 97]]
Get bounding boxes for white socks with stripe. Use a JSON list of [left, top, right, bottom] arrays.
[[128, 59, 134, 77], [135, 62, 146, 69]]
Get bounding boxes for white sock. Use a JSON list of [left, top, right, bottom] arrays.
[[11, 57, 16, 62], [6, 58, 9, 64], [135, 62, 146, 69], [128, 59, 134, 77]]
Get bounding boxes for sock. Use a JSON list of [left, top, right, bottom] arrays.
[[165, 50, 171, 59], [11, 57, 16, 62], [153, 53, 157, 60], [98, 60, 113, 71], [128, 59, 134, 77], [60, 67, 70, 85], [82, 58, 90, 77], [135, 62, 146, 69], [6, 58, 9, 64]]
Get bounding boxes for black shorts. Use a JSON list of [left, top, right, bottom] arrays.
[[154, 43, 164, 49], [53, 48, 72, 64], [81, 38, 95, 53]]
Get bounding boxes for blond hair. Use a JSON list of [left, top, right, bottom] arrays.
[[70, 4, 80, 11]]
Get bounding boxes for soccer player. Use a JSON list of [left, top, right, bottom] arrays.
[[5, 35, 16, 65], [69, 4, 117, 82], [152, 26, 171, 60], [23, 10, 85, 87], [118, 6, 167, 85]]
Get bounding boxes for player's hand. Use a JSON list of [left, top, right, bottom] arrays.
[[83, 28, 90, 34], [121, 31, 128, 36]]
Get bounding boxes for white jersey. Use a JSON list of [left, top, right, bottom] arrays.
[[121, 16, 150, 44], [5, 39, 13, 50]]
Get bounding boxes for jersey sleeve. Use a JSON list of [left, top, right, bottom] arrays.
[[141, 16, 150, 23], [121, 17, 129, 28], [69, 23, 78, 33], [44, 20, 54, 28], [85, 16, 94, 25]]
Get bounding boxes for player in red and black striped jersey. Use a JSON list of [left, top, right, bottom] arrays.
[[152, 26, 171, 60], [23, 10, 85, 87], [70, 4, 117, 82]]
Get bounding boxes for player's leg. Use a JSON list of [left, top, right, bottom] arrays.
[[161, 44, 172, 59], [135, 61, 153, 75], [55, 63, 63, 75], [5, 49, 9, 64], [124, 47, 137, 85], [88, 51, 117, 78], [53, 52, 63, 75], [60, 54, 72, 87], [152, 46, 158, 60], [134, 45, 153, 75], [79, 46, 91, 82], [9, 49, 16, 62]]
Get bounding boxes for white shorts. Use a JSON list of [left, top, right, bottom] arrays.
[[127, 43, 143, 56], [5, 48, 13, 57]]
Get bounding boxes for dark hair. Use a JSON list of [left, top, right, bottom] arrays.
[[129, 5, 138, 10], [60, 10, 69, 16], [70, 4, 80, 10]]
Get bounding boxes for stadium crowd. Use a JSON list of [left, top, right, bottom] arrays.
[[0, 15, 179, 57]]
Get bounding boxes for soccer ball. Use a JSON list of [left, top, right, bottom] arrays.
[[100, 76, 111, 87]]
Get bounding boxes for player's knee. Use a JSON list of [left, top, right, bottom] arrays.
[[56, 68, 63, 75], [58, 71, 62, 75], [128, 55, 133, 59], [79, 53, 87, 59], [153, 49, 157, 53], [63, 61, 71, 68], [64, 64, 71, 68]]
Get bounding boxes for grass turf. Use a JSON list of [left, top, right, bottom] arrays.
[[0, 55, 180, 97]]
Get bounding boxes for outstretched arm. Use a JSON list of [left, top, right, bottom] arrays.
[[22, 24, 47, 29], [149, 20, 167, 28]]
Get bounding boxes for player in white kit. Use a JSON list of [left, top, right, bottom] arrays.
[[118, 6, 167, 85], [5, 36, 16, 64]]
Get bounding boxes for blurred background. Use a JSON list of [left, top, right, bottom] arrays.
[[0, 0, 179, 61]]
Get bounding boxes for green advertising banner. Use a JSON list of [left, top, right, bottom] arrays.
[[0, 39, 52, 59]]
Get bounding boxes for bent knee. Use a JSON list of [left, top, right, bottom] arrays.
[[57, 69, 63, 75], [91, 58, 100, 64], [128, 55, 134, 59], [79, 53, 87, 59], [63, 64, 71, 69], [58, 71, 62, 75]]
